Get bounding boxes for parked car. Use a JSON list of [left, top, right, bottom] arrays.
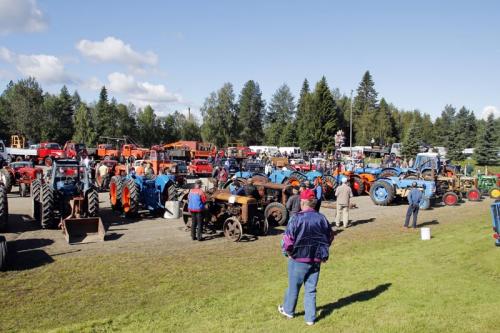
[[188, 159, 213, 176]]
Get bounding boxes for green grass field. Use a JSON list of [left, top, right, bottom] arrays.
[[1, 209, 499, 333]]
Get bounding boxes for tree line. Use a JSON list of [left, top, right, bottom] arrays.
[[0, 72, 498, 164]]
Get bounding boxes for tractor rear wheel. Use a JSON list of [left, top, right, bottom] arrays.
[[223, 217, 243, 242], [31, 179, 41, 221], [466, 189, 481, 201], [369, 181, 395, 206], [322, 175, 337, 200], [122, 178, 139, 217], [264, 202, 288, 226], [0, 169, 12, 193], [109, 176, 124, 211], [182, 201, 191, 227], [40, 183, 54, 228], [442, 191, 459, 206], [87, 187, 99, 217], [351, 176, 365, 196], [286, 172, 306, 187], [0, 185, 8, 232], [0, 235, 7, 271]]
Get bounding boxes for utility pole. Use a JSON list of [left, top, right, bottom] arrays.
[[349, 89, 353, 157]]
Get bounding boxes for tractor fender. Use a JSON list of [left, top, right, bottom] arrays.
[[154, 174, 174, 192]]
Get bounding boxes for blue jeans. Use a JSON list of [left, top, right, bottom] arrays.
[[283, 259, 321, 322]]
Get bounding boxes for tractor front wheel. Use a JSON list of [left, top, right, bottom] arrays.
[[490, 188, 500, 200], [40, 183, 54, 228], [122, 178, 139, 217], [0, 236, 7, 271], [31, 179, 41, 221], [87, 187, 99, 217], [109, 176, 124, 211], [351, 176, 365, 196], [369, 181, 395, 206], [442, 192, 459, 206], [223, 217, 243, 242], [466, 189, 481, 201]]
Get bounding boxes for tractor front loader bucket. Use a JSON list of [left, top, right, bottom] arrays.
[[62, 216, 105, 244]]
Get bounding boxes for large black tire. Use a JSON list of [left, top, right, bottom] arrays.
[[87, 187, 99, 217], [378, 168, 398, 179], [31, 179, 41, 221], [109, 176, 124, 211], [369, 180, 395, 206], [40, 183, 54, 229], [0, 185, 8, 232], [0, 169, 12, 193], [122, 178, 140, 217], [351, 176, 365, 196], [287, 172, 307, 186], [0, 236, 7, 271], [264, 202, 289, 226]]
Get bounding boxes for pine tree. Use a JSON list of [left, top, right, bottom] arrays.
[[237, 80, 265, 145], [279, 122, 297, 146], [313, 76, 338, 152], [474, 113, 499, 165], [95, 86, 109, 138], [401, 121, 421, 159], [353, 71, 378, 145], [433, 105, 456, 147], [375, 98, 395, 145], [58, 85, 74, 143], [296, 79, 315, 151], [73, 104, 97, 145]]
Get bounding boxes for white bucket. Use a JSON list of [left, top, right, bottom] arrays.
[[421, 227, 431, 240], [164, 201, 181, 219]]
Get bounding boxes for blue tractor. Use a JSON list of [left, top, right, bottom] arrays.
[[369, 177, 435, 209], [109, 173, 178, 217], [491, 201, 500, 247]]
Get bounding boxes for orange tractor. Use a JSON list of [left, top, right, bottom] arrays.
[[330, 169, 376, 196]]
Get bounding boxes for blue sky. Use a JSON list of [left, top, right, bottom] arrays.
[[0, 0, 499, 120]]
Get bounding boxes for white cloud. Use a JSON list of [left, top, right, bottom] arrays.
[[0, 46, 74, 84], [107, 72, 182, 107], [82, 76, 103, 91], [76, 37, 158, 72], [481, 106, 500, 120], [0, 0, 47, 35]]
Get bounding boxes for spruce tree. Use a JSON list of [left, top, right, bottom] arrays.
[[95, 86, 109, 138], [264, 84, 295, 145], [433, 105, 455, 147], [58, 86, 74, 143], [353, 71, 378, 145], [237, 80, 265, 145], [313, 76, 338, 152], [375, 98, 395, 146], [474, 113, 499, 165], [296, 79, 316, 151], [73, 104, 97, 145], [401, 121, 421, 159]]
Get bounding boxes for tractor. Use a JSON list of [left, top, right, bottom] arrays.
[[31, 160, 104, 243], [369, 177, 435, 209], [491, 201, 500, 247], [8, 160, 43, 197], [109, 173, 179, 217], [182, 189, 268, 242], [478, 174, 500, 199]]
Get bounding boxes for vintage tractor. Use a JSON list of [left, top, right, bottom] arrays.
[[182, 190, 267, 242], [109, 173, 179, 217], [31, 160, 105, 243], [8, 161, 43, 197], [478, 174, 500, 199], [369, 177, 435, 209]]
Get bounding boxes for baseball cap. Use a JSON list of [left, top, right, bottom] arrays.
[[300, 189, 315, 200]]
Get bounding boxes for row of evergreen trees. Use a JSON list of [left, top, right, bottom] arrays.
[[0, 72, 498, 165]]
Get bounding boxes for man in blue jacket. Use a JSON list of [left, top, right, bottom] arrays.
[[279, 189, 334, 326], [188, 180, 207, 241], [404, 182, 423, 228]]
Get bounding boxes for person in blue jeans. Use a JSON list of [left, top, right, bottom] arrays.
[[404, 182, 423, 228], [279, 189, 334, 325]]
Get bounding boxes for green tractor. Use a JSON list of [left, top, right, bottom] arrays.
[[477, 174, 500, 199]]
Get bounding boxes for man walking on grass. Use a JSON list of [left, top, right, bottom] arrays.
[[404, 181, 422, 229], [279, 189, 334, 326]]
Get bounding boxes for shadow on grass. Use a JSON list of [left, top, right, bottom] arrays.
[[417, 219, 439, 227], [304, 283, 392, 322], [8, 248, 54, 271], [350, 217, 376, 227]]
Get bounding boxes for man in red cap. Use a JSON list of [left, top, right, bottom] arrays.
[[278, 188, 334, 326]]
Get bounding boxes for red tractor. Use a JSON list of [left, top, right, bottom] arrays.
[[7, 161, 43, 196]]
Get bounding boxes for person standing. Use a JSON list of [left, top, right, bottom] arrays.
[[279, 189, 334, 326], [313, 181, 323, 212], [285, 187, 301, 218], [404, 182, 423, 229], [335, 177, 353, 228], [218, 167, 228, 189], [188, 180, 207, 241]]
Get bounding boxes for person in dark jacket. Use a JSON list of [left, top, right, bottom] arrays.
[[188, 180, 207, 241], [285, 187, 301, 218], [404, 182, 423, 228], [279, 189, 334, 326]]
